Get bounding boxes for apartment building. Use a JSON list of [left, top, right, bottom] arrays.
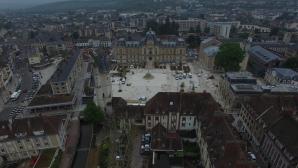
[[50, 50, 83, 95], [0, 116, 67, 161], [175, 18, 207, 32], [240, 25, 271, 33], [207, 22, 237, 39]]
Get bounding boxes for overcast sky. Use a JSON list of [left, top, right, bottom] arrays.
[[0, 0, 67, 9]]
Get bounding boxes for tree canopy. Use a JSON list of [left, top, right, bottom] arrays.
[[214, 42, 245, 72], [145, 18, 179, 35], [282, 57, 298, 71], [71, 32, 80, 40], [186, 35, 201, 48], [83, 101, 104, 124], [269, 27, 280, 36]]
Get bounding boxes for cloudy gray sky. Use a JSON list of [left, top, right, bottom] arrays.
[[0, 0, 67, 9]]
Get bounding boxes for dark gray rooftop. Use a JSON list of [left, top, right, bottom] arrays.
[[226, 71, 257, 84], [51, 50, 80, 82], [230, 84, 263, 94], [249, 45, 281, 63]]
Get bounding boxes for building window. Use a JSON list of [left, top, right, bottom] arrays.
[[155, 117, 159, 121], [147, 116, 151, 120]]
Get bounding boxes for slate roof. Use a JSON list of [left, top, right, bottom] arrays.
[[144, 92, 220, 115], [51, 49, 80, 82], [269, 116, 298, 158], [0, 116, 65, 141], [200, 113, 256, 168], [249, 46, 282, 64]]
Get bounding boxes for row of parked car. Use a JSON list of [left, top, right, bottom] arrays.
[[24, 72, 41, 101], [140, 133, 151, 154], [175, 72, 192, 80]]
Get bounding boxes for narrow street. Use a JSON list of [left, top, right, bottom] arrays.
[[72, 123, 93, 168], [130, 129, 143, 168]]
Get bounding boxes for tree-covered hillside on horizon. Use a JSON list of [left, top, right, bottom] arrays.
[[26, 0, 183, 12]]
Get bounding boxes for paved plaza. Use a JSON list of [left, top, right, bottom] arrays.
[[110, 63, 223, 105]]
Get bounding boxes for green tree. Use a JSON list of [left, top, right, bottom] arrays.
[[189, 27, 195, 33], [145, 19, 179, 35], [270, 27, 280, 36], [204, 27, 210, 34], [186, 35, 201, 48], [145, 20, 159, 33], [71, 32, 79, 40], [230, 26, 238, 34], [83, 101, 104, 124], [239, 32, 249, 39], [195, 25, 201, 34], [282, 57, 298, 70], [215, 43, 245, 72]]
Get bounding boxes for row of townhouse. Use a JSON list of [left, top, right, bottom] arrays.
[[0, 116, 67, 161], [237, 95, 298, 168]]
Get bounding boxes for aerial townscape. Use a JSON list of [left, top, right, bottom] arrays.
[[0, 0, 298, 167]]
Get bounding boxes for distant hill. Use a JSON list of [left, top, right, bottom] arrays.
[[27, 0, 181, 12]]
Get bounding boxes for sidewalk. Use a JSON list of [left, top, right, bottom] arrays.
[[59, 119, 80, 168], [85, 148, 99, 168], [94, 69, 112, 111]]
